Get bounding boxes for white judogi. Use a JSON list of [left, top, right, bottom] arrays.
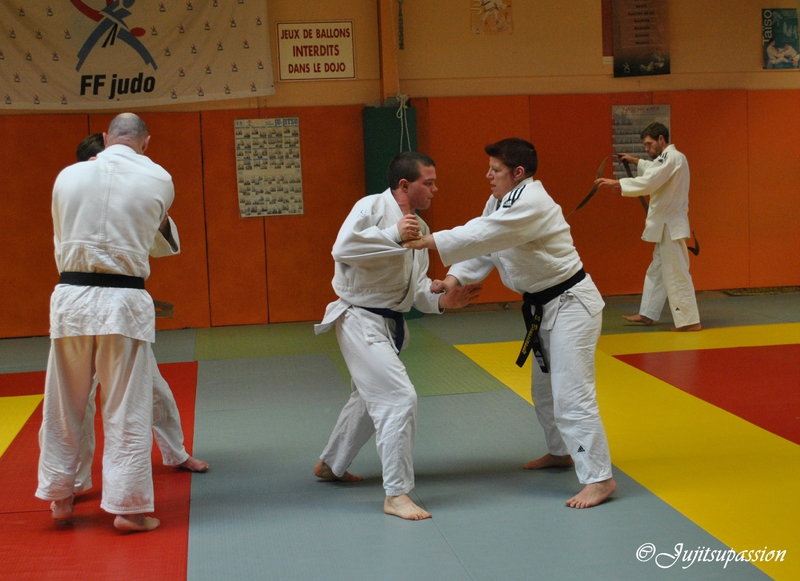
[[620, 144, 700, 327], [73, 225, 188, 493], [434, 177, 612, 484], [315, 189, 441, 496], [37, 144, 175, 515], [74, 347, 191, 493]]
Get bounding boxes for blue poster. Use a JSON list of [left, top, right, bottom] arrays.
[[763, 9, 800, 69]]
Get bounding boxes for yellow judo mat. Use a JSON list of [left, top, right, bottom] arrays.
[[456, 323, 800, 581], [0, 395, 42, 457]]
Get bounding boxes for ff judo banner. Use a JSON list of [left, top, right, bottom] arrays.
[[0, 1, 275, 110]]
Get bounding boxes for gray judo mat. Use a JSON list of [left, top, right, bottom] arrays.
[[186, 353, 770, 581]]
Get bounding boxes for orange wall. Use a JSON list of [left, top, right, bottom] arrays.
[[0, 115, 88, 338], [1, 88, 798, 338], [747, 90, 800, 286]]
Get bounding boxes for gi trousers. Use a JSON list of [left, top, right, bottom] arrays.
[[73, 346, 189, 493], [639, 225, 700, 328], [37, 335, 155, 514], [531, 294, 613, 484], [320, 308, 417, 497]]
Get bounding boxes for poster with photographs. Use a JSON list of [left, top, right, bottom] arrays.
[[762, 9, 800, 69], [234, 117, 303, 217], [611, 105, 670, 178], [471, 1, 513, 35]]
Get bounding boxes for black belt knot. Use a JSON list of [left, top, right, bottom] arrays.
[[516, 268, 586, 372], [359, 307, 405, 351], [59, 271, 145, 290]]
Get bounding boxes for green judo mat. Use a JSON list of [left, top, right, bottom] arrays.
[[194, 319, 505, 397]]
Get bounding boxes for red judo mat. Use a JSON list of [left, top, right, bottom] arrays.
[[617, 344, 800, 445], [0, 362, 198, 581]]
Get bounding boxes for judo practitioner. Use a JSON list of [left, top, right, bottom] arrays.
[[595, 122, 701, 331], [71, 134, 207, 494], [405, 138, 616, 508], [37, 113, 176, 532], [313, 151, 481, 520]]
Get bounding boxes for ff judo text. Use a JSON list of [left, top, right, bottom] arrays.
[[80, 73, 156, 100]]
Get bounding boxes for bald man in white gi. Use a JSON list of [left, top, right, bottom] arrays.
[[313, 151, 481, 520], [596, 122, 701, 331], [70, 134, 207, 495], [37, 113, 175, 532], [406, 138, 616, 509]]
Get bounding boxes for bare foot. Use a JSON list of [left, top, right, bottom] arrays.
[[113, 514, 161, 532], [566, 479, 617, 509], [51, 495, 74, 521], [313, 460, 363, 482], [384, 494, 431, 520], [622, 314, 653, 325], [671, 323, 702, 332], [523, 453, 574, 470], [177, 456, 209, 472]]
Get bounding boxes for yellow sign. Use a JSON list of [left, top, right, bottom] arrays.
[[276, 21, 355, 81]]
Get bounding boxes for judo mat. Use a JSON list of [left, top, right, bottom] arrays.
[[0, 292, 797, 581], [0, 363, 199, 581]]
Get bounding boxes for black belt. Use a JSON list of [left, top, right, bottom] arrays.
[[59, 271, 145, 290], [358, 307, 405, 351], [516, 269, 586, 372]]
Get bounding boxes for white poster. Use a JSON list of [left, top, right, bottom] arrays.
[[276, 21, 355, 81], [611, 104, 670, 178], [235, 118, 303, 218], [0, 1, 274, 110]]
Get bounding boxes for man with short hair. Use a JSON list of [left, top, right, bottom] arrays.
[[37, 113, 176, 532], [313, 151, 481, 520], [71, 134, 207, 496], [596, 122, 701, 332]]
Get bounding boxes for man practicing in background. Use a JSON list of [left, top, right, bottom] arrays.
[[595, 122, 701, 332], [405, 138, 616, 508], [313, 151, 481, 520], [37, 113, 177, 532], [71, 134, 207, 497]]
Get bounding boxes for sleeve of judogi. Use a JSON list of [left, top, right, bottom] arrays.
[[150, 217, 180, 257], [332, 201, 407, 264], [619, 153, 680, 198], [412, 221, 443, 315], [434, 184, 562, 266]]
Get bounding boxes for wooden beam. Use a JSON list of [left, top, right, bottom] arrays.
[[377, 0, 400, 104]]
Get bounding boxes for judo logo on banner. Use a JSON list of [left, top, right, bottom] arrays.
[[0, 1, 275, 109], [74, 0, 157, 72]]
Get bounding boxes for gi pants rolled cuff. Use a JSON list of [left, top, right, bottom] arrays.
[[162, 451, 190, 467], [101, 502, 155, 515], [384, 485, 414, 497], [640, 310, 661, 322], [35, 488, 73, 502], [577, 469, 614, 485]]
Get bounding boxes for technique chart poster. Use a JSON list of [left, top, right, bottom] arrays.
[[471, 1, 513, 35], [762, 9, 800, 69], [611, 105, 670, 178], [235, 118, 303, 218], [611, 0, 670, 77], [0, 1, 274, 110]]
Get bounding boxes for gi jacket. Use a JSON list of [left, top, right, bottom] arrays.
[[50, 144, 178, 343], [316, 188, 442, 334], [434, 177, 603, 329], [620, 144, 691, 242]]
